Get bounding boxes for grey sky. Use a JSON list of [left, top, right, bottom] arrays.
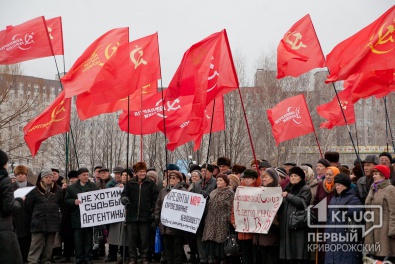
[[1, 0, 393, 86]]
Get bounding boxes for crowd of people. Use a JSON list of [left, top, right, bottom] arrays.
[[1, 148, 395, 264]]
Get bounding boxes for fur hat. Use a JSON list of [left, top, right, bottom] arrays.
[[14, 165, 28, 175], [68, 170, 79, 179], [242, 169, 258, 179], [77, 167, 89, 175], [324, 151, 340, 163], [317, 158, 330, 168], [168, 170, 183, 181], [189, 164, 201, 173], [201, 163, 214, 173], [232, 164, 246, 174], [41, 168, 53, 178], [217, 157, 231, 167], [147, 171, 158, 182], [216, 173, 230, 186], [228, 174, 240, 186], [379, 152, 393, 163], [0, 149, 8, 168], [289, 166, 305, 180], [334, 173, 351, 188], [264, 168, 279, 186], [133, 162, 147, 172], [250, 159, 262, 167], [166, 163, 180, 171], [373, 165, 390, 179], [259, 160, 272, 169]]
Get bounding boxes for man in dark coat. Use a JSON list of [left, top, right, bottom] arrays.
[[0, 149, 24, 264], [26, 168, 63, 264], [65, 168, 99, 264], [121, 161, 159, 264], [13, 164, 34, 262]]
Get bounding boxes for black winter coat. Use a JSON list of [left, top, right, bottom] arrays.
[[279, 179, 312, 261], [121, 176, 159, 223], [64, 180, 99, 228], [26, 181, 63, 233], [12, 180, 34, 238], [324, 188, 363, 264]]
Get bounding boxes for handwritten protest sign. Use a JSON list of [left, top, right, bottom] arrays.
[[234, 186, 283, 234], [161, 189, 206, 234], [78, 187, 125, 227]]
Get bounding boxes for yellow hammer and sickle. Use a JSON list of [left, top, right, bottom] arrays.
[[51, 101, 67, 122], [104, 42, 120, 60], [141, 84, 151, 94], [340, 100, 348, 110], [285, 31, 307, 50], [369, 21, 395, 54], [130, 46, 147, 69], [47, 27, 54, 40]]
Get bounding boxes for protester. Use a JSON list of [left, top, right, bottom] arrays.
[[106, 166, 123, 188], [9, 173, 16, 183], [0, 149, 24, 264], [279, 166, 312, 264], [155, 170, 186, 264], [283, 162, 296, 175], [324, 173, 363, 264], [203, 174, 234, 263], [94, 166, 103, 186], [350, 164, 363, 185], [365, 165, 395, 261], [253, 168, 280, 264], [65, 168, 99, 264], [379, 152, 395, 184], [231, 169, 262, 264], [276, 167, 289, 190], [258, 160, 272, 176], [121, 162, 159, 264], [231, 165, 246, 179], [188, 170, 202, 191], [97, 167, 112, 189], [250, 159, 262, 172], [228, 174, 240, 192], [26, 168, 63, 264], [316, 159, 330, 181], [217, 157, 232, 175], [190, 163, 217, 264], [357, 155, 379, 202], [301, 165, 319, 203], [324, 151, 340, 167]]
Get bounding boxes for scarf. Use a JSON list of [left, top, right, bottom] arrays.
[[372, 179, 385, 193], [16, 181, 28, 188], [325, 180, 335, 192]]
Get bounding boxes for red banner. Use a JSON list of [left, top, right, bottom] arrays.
[[326, 6, 395, 83], [45, 17, 64, 55], [267, 94, 314, 145], [0, 16, 53, 64], [61, 28, 129, 98], [277, 14, 325, 79], [24, 91, 71, 156], [89, 33, 160, 104]]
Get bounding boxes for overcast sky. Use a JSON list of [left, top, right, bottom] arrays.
[[1, 1, 393, 86]]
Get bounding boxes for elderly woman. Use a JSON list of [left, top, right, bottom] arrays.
[[365, 165, 395, 261], [188, 170, 202, 191], [253, 168, 280, 264], [324, 173, 363, 264], [155, 170, 186, 264], [301, 165, 319, 204], [279, 166, 312, 264], [203, 174, 234, 263], [25, 169, 63, 264], [313, 166, 340, 205]]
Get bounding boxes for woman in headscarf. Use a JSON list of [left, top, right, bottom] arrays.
[[279, 167, 312, 264], [301, 165, 319, 205], [365, 165, 395, 262]]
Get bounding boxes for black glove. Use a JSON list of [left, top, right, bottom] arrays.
[[120, 197, 130, 205]]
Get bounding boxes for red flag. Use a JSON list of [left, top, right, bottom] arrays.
[[76, 82, 158, 120], [344, 69, 395, 101], [326, 6, 395, 83], [0, 16, 53, 65], [165, 29, 238, 140], [164, 97, 225, 151], [317, 88, 355, 129], [23, 90, 71, 156], [61, 28, 129, 98], [89, 33, 161, 104], [45, 17, 64, 55], [267, 94, 314, 145], [277, 14, 325, 79]]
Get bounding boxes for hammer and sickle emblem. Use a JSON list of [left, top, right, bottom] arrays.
[[130, 46, 147, 69], [340, 100, 348, 110], [369, 21, 395, 54], [51, 101, 67, 122], [24, 33, 35, 45], [141, 84, 151, 94], [104, 42, 120, 60], [47, 27, 54, 40], [167, 98, 181, 111], [285, 31, 307, 50]]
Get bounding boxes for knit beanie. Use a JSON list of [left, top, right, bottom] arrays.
[[334, 173, 351, 188], [317, 158, 330, 168], [264, 168, 279, 186]]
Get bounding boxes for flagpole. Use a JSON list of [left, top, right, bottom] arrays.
[[303, 96, 323, 158], [384, 97, 395, 152], [310, 20, 363, 168], [236, 88, 259, 168], [205, 99, 216, 165], [140, 90, 143, 162]]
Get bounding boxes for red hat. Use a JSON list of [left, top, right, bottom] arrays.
[[373, 165, 390, 179]]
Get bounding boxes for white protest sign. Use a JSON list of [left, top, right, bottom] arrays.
[[234, 186, 283, 234], [14, 186, 36, 198], [78, 187, 125, 227], [161, 189, 206, 234]]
